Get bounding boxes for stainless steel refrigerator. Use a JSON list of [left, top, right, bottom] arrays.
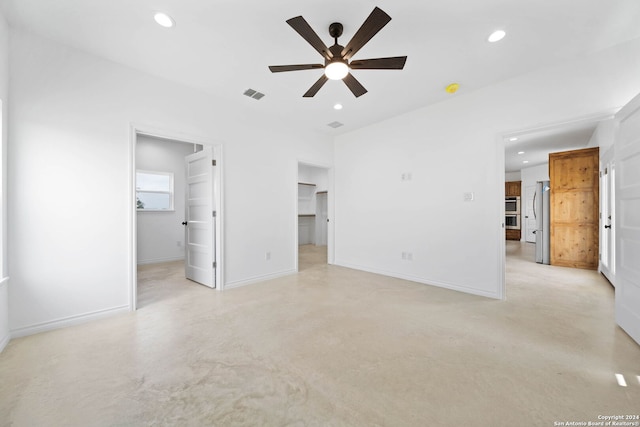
[[534, 181, 550, 264]]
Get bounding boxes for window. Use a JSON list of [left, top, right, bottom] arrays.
[[136, 170, 174, 211]]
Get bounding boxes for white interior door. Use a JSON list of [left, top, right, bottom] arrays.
[[614, 92, 640, 346], [524, 185, 536, 242], [600, 146, 615, 284], [185, 147, 215, 288]]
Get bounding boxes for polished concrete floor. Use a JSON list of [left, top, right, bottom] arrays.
[[1, 242, 639, 426]]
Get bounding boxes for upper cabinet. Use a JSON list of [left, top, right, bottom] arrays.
[[505, 181, 521, 197]]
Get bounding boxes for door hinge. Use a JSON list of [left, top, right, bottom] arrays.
[[212, 160, 216, 166], [212, 210, 217, 217], [213, 261, 216, 268]]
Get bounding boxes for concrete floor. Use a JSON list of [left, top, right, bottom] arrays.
[[1, 242, 639, 426]]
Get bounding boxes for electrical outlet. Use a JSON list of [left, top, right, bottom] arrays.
[[176, 241, 181, 247], [265, 251, 271, 261]]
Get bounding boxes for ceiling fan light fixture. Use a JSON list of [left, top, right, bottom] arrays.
[[325, 61, 349, 80]]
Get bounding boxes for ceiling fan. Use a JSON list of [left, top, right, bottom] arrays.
[[268, 7, 407, 98]]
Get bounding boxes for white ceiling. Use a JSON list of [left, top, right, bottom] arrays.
[[503, 120, 602, 173], [2, 0, 640, 137]]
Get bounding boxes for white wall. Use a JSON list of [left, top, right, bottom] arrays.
[[7, 30, 333, 336], [136, 135, 194, 264], [520, 164, 550, 187], [334, 36, 640, 299], [588, 118, 615, 152], [505, 171, 521, 182], [0, 8, 9, 351]]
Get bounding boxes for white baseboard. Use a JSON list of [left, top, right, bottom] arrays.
[[137, 256, 184, 265], [334, 261, 501, 300], [224, 269, 297, 290], [10, 305, 130, 339]]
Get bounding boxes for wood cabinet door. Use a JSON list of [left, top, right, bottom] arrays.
[[505, 181, 521, 196], [549, 147, 599, 269]]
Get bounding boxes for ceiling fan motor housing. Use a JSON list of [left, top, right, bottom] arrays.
[[329, 22, 343, 39], [326, 44, 346, 64]]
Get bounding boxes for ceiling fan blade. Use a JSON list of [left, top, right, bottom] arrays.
[[303, 75, 329, 97], [269, 64, 324, 73], [349, 56, 407, 70], [343, 73, 368, 97], [286, 16, 332, 60], [341, 7, 392, 60]]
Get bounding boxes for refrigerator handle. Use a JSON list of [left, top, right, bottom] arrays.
[[533, 191, 537, 220]]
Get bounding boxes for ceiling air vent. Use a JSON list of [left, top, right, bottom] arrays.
[[327, 121, 344, 129], [243, 88, 265, 100]]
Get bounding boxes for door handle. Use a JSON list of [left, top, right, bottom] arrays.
[[604, 224, 611, 229], [181, 221, 188, 226]]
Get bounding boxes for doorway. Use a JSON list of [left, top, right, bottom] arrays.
[[297, 162, 331, 271], [130, 127, 223, 310], [501, 113, 614, 293], [600, 145, 615, 285]]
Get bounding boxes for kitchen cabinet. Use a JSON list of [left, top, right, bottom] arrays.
[[506, 229, 521, 240], [505, 181, 521, 196]]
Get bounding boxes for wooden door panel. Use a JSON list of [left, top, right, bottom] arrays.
[[552, 191, 597, 221], [550, 147, 599, 269], [550, 158, 598, 189], [551, 224, 599, 268]]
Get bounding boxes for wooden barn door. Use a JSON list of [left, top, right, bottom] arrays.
[[549, 147, 600, 269]]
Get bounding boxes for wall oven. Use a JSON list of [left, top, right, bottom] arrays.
[[505, 196, 520, 214], [505, 214, 520, 230]]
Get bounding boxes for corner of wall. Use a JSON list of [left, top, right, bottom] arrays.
[[0, 9, 10, 353], [0, 277, 9, 352]]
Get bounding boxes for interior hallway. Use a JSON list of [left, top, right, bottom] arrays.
[[1, 242, 638, 425]]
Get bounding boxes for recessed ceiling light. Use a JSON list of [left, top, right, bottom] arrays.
[[334, 103, 343, 110], [523, 160, 529, 164], [154, 12, 175, 28], [509, 137, 518, 141], [518, 151, 525, 155], [488, 30, 506, 43]]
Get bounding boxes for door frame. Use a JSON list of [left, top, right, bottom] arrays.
[[295, 160, 335, 271], [129, 124, 224, 310], [599, 145, 615, 284], [498, 109, 617, 298]]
